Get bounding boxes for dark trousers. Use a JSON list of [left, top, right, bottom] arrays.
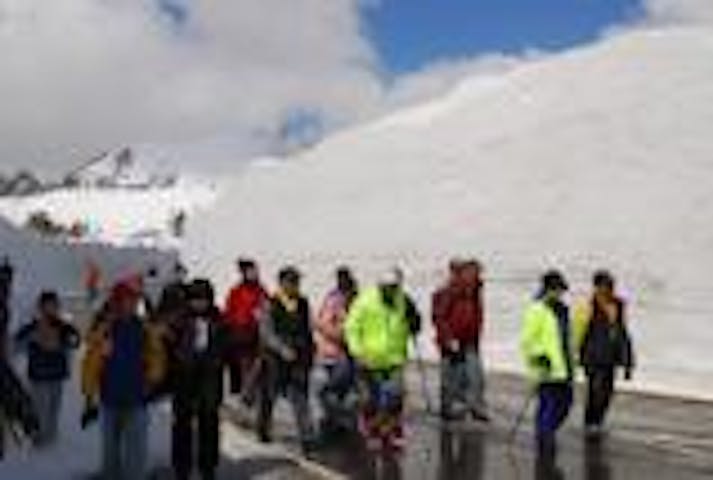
[[585, 367, 615, 428], [319, 359, 354, 429], [172, 400, 220, 479], [536, 382, 573, 474], [228, 341, 259, 398], [257, 358, 313, 444]]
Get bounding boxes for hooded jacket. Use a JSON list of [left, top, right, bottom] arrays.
[[432, 275, 484, 351], [520, 299, 574, 384], [345, 287, 412, 371], [575, 297, 634, 371]]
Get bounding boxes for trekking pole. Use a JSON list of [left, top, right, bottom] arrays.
[[508, 385, 537, 444], [412, 339, 435, 416]]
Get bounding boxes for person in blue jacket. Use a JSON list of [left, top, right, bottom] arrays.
[[14, 291, 80, 447]]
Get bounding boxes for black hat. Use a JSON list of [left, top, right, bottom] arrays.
[[541, 270, 569, 292], [187, 278, 215, 302], [278, 266, 301, 284], [593, 270, 615, 288], [38, 290, 60, 306], [237, 258, 257, 271]]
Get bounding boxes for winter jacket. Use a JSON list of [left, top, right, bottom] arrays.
[[432, 278, 484, 352], [14, 317, 80, 382], [345, 287, 412, 371], [520, 300, 574, 384], [169, 306, 231, 409], [575, 297, 634, 371], [260, 292, 313, 364], [81, 315, 165, 408], [225, 283, 268, 345], [259, 291, 313, 391], [314, 289, 352, 362]]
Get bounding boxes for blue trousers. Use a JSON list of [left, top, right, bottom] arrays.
[[536, 383, 573, 438], [101, 406, 148, 480]]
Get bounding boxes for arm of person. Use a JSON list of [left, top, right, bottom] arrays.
[[520, 304, 549, 374], [81, 322, 109, 406], [432, 290, 455, 352], [63, 322, 82, 350], [344, 294, 367, 365], [620, 303, 635, 379], [572, 300, 592, 365], [143, 323, 167, 390], [258, 301, 294, 361], [405, 294, 422, 336], [12, 323, 34, 354]]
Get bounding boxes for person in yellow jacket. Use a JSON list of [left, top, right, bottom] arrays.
[[345, 267, 421, 453], [81, 282, 165, 480], [520, 270, 574, 478]]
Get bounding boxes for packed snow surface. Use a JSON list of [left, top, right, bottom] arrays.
[[185, 27, 713, 399]]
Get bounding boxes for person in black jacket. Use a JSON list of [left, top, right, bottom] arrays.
[[169, 279, 230, 480], [257, 266, 315, 451], [578, 271, 635, 438], [14, 291, 80, 447]]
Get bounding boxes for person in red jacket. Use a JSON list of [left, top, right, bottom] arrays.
[[432, 259, 489, 422], [224, 259, 268, 400]]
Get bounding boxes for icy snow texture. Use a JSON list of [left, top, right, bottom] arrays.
[[0, 178, 216, 249], [0, 219, 173, 330], [185, 27, 713, 399]]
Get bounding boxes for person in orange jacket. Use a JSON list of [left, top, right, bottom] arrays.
[[81, 281, 165, 480]]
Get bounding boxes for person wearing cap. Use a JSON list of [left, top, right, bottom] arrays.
[[81, 281, 165, 480], [520, 270, 574, 477], [13, 291, 80, 447], [168, 279, 231, 480], [224, 258, 269, 399], [432, 258, 489, 422], [257, 266, 315, 450], [344, 266, 421, 453], [314, 266, 359, 437], [574, 270, 635, 438]]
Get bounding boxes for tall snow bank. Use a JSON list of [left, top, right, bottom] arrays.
[[184, 27, 713, 399]]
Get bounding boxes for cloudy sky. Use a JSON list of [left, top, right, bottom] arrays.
[[0, 0, 709, 173]]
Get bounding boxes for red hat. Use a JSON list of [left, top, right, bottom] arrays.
[[109, 281, 140, 306]]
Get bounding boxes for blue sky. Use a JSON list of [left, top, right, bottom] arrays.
[[362, 0, 645, 73], [158, 0, 645, 75]]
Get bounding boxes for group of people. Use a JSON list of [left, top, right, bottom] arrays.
[[0, 255, 635, 480], [522, 269, 635, 478]]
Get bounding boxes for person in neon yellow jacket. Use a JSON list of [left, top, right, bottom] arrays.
[[520, 270, 574, 478], [344, 267, 421, 452]]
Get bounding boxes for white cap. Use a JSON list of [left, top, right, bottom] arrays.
[[378, 266, 404, 286]]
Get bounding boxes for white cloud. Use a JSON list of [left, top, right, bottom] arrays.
[[384, 53, 539, 109], [0, 0, 384, 173], [645, 0, 713, 25]]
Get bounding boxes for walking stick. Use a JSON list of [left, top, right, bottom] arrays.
[[508, 386, 537, 444], [412, 339, 435, 415]]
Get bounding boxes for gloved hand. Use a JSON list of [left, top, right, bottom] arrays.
[[535, 355, 551, 374], [81, 401, 99, 430]]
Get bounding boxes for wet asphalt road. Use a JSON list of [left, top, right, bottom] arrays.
[[224, 369, 713, 480]]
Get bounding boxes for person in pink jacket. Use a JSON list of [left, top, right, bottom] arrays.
[[314, 267, 358, 437]]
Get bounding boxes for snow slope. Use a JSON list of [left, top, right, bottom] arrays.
[[0, 177, 216, 249], [185, 27, 713, 399]]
